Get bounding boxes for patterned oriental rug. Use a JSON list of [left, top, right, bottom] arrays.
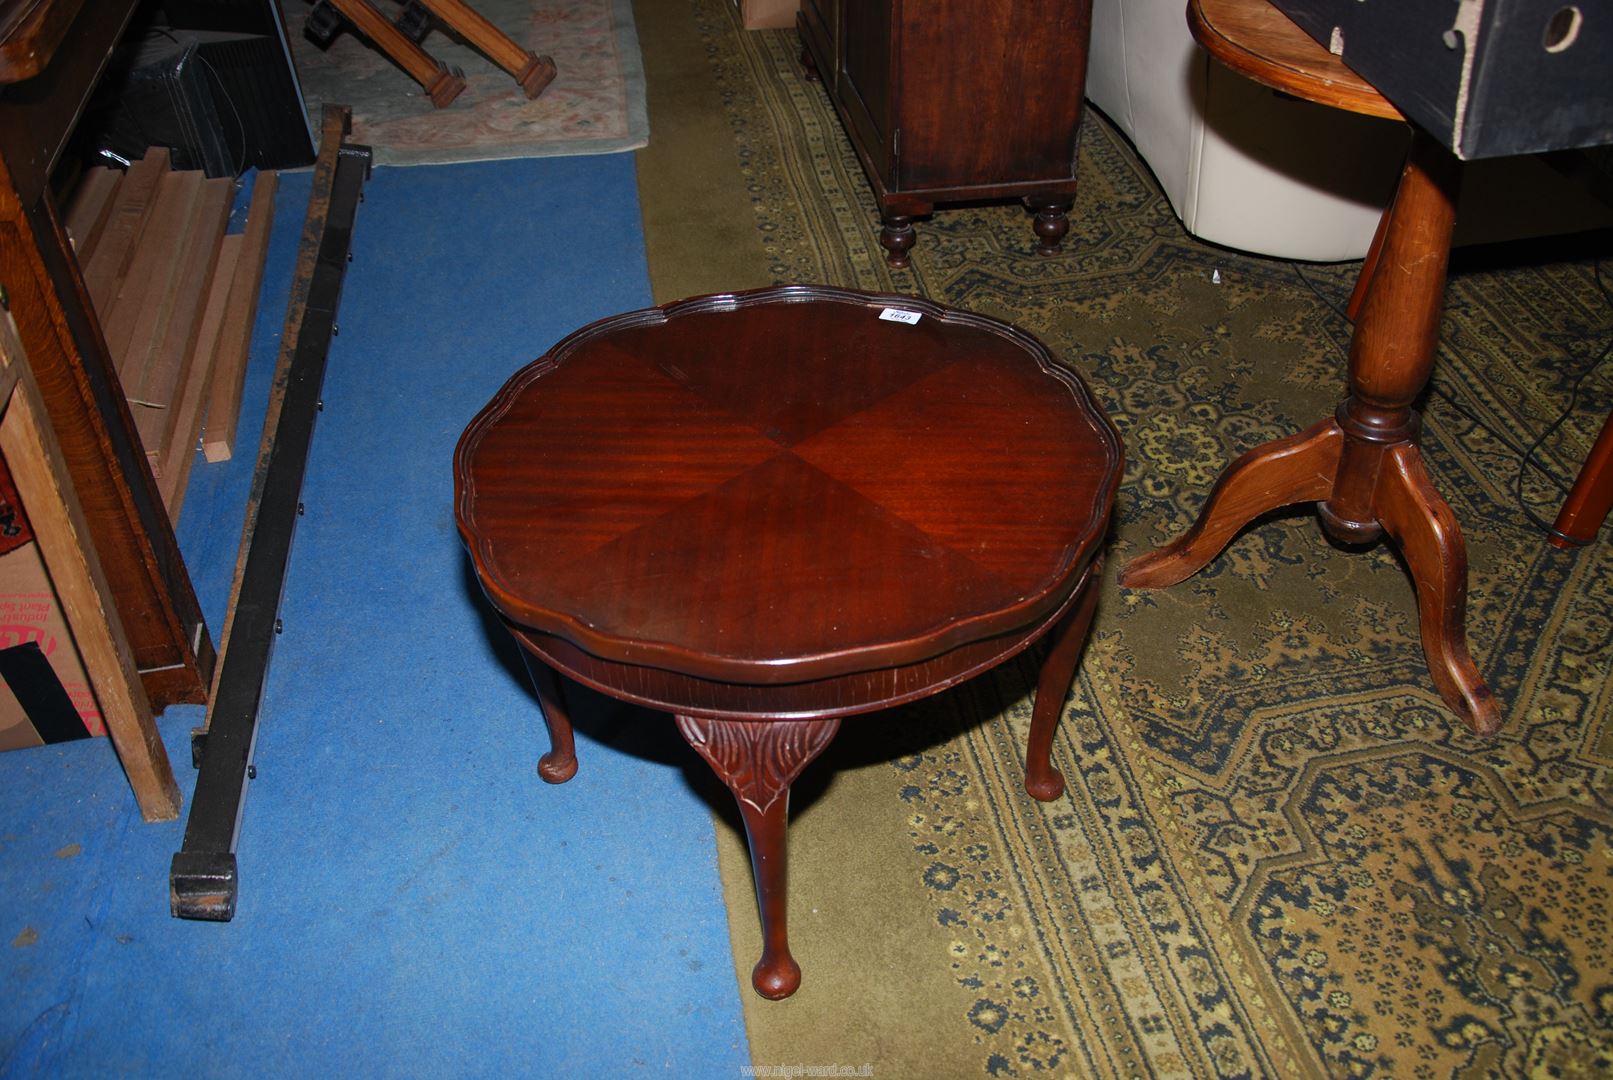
[[638, 1, 1613, 1076], [289, 0, 647, 165]]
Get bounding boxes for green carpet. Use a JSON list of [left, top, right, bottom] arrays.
[[636, 1, 1613, 1075]]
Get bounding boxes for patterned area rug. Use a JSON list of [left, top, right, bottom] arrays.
[[668, 1, 1613, 1075], [289, 0, 646, 164]]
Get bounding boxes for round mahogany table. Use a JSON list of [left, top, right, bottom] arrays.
[[454, 285, 1122, 998]]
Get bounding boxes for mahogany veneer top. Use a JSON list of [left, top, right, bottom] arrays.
[[455, 286, 1121, 685], [1188, 0, 1402, 120]]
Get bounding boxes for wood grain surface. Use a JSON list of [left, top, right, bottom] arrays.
[[1188, 0, 1402, 120], [457, 285, 1122, 687]]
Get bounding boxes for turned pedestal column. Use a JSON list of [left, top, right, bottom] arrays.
[[1120, 0, 1502, 737]]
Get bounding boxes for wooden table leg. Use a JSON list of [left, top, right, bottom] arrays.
[[1119, 419, 1343, 587], [324, 0, 467, 107], [1025, 559, 1103, 800], [1121, 132, 1502, 737], [413, 0, 557, 98], [1023, 195, 1074, 257], [1549, 409, 1613, 548], [1377, 444, 1499, 734], [879, 213, 919, 269], [519, 649, 577, 783], [676, 714, 841, 999]]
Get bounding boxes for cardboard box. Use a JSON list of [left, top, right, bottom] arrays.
[[732, 0, 797, 30], [1270, 0, 1613, 159], [0, 456, 101, 751]]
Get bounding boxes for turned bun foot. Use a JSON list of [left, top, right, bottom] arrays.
[[1025, 198, 1072, 257], [880, 216, 916, 268]]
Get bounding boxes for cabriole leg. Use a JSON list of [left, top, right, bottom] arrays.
[[676, 714, 841, 999], [519, 649, 578, 783], [1026, 562, 1103, 801]]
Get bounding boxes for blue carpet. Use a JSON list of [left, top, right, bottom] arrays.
[[1, 154, 749, 1076]]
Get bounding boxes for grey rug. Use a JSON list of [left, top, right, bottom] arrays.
[[288, 0, 648, 165]]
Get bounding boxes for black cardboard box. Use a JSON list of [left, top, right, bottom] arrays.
[[1270, 0, 1613, 159]]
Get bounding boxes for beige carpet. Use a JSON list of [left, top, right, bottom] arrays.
[[635, 1, 1613, 1076], [290, 0, 647, 164]]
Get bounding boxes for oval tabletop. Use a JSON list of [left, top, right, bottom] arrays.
[[455, 285, 1122, 685]]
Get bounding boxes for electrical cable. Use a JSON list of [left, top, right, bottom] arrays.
[[196, 51, 250, 178], [1290, 262, 1550, 469], [1290, 256, 1613, 538], [1515, 265, 1613, 538]]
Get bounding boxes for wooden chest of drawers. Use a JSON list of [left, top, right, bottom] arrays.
[[797, 0, 1094, 266]]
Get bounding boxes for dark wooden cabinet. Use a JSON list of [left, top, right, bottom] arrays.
[[2, 0, 215, 709], [798, 0, 1094, 267]]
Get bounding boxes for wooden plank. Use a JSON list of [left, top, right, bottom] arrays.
[[61, 164, 119, 262], [159, 236, 240, 515], [78, 147, 166, 314], [101, 167, 202, 387], [106, 168, 203, 389], [0, 309, 179, 821], [133, 175, 233, 466], [202, 171, 278, 462], [2, 92, 212, 712]]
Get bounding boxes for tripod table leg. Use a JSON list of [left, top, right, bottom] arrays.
[[1376, 445, 1502, 736], [1120, 418, 1343, 588]]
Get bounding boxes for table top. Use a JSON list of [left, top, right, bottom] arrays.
[[456, 285, 1121, 685], [1188, 0, 1401, 121]]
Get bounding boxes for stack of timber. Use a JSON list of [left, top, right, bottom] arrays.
[[62, 149, 277, 518]]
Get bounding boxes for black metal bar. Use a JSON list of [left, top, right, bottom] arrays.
[[170, 136, 371, 921]]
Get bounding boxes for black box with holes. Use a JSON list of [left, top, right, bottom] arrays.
[[1269, 0, 1612, 159]]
